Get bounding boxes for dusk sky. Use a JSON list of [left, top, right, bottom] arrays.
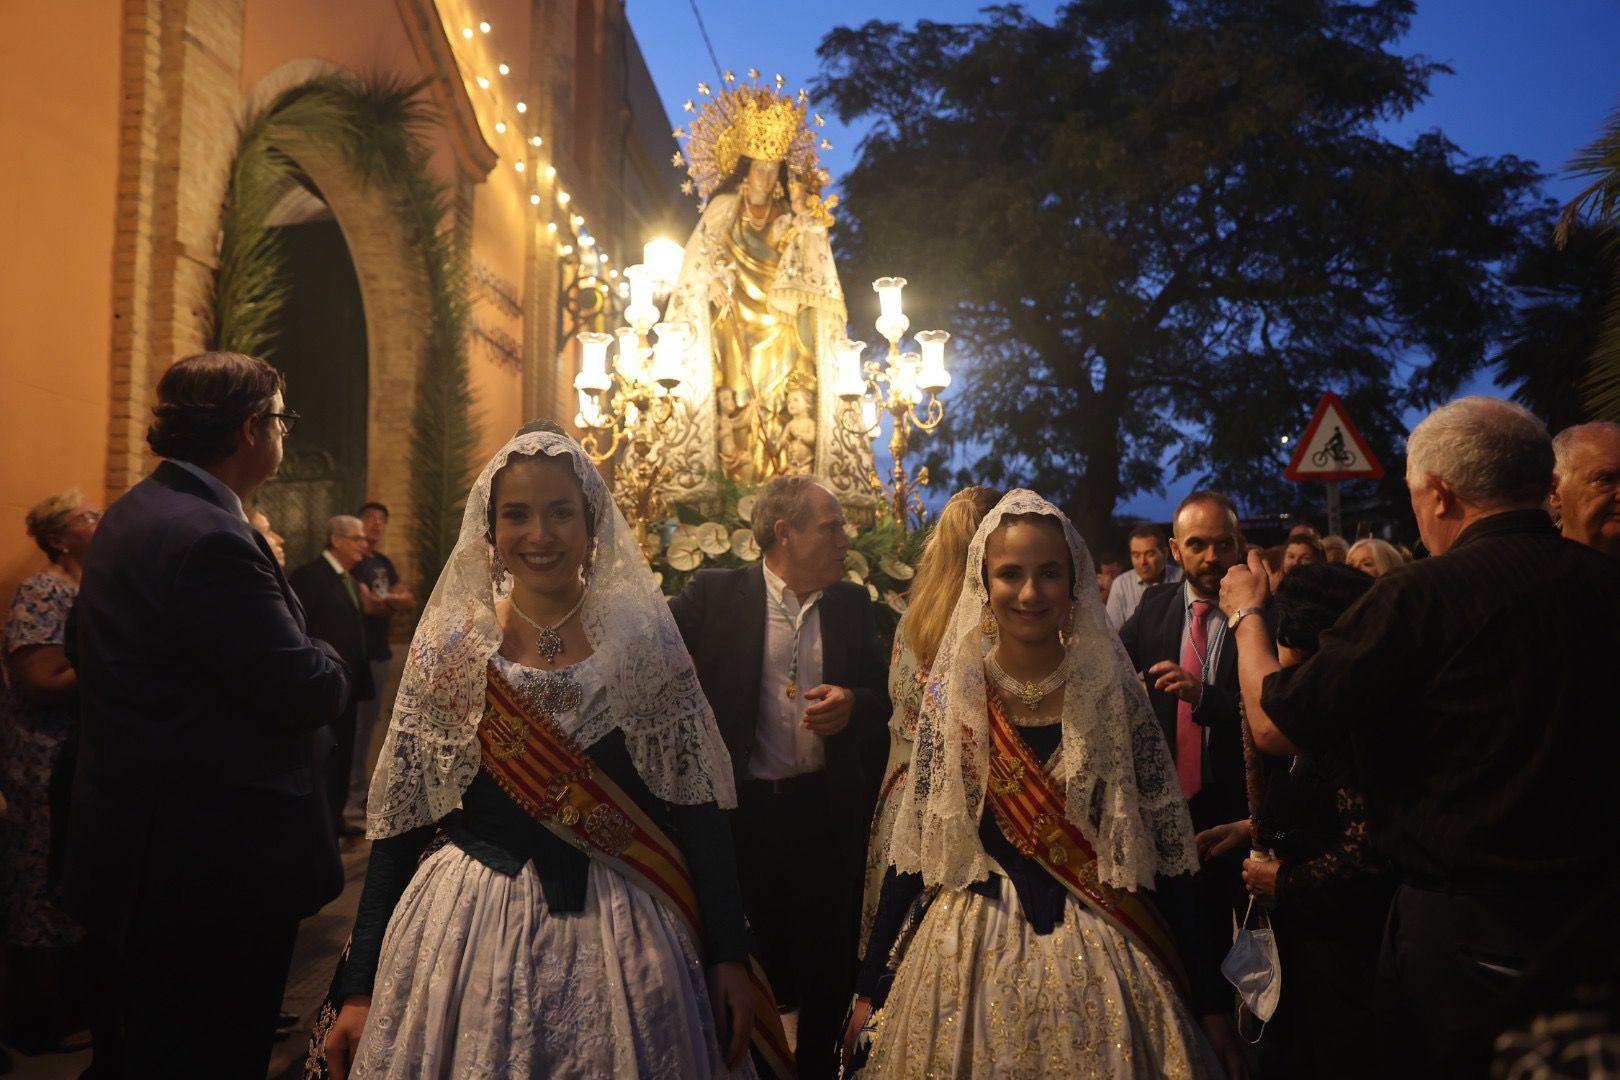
[[629, 0, 1620, 520]]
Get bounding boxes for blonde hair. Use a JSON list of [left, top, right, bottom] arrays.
[[25, 489, 85, 562], [903, 486, 1003, 669], [1346, 537, 1402, 578]]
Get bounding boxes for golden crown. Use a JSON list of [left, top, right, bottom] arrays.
[[672, 71, 830, 204], [738, 95, 803, 165]]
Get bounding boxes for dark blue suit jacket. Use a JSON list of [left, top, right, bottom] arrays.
[[64, 461, 351, 944]]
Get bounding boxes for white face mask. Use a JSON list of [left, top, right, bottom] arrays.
[[1222, 896, 1281, 1026]]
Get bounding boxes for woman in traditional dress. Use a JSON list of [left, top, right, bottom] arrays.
[[845, 490, 1221, 1078], [320, 423, 786, 1079], [857, 486, 1000, 949]]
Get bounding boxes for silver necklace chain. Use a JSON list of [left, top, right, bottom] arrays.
[[510, 587, 587, 665]]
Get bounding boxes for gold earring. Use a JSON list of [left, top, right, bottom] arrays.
[[980, 606, 998, 638], [489, 546, 508, 583]]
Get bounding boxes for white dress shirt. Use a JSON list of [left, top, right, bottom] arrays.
[[751, 562, 827, 780], [1105, 562, 1184, 631]]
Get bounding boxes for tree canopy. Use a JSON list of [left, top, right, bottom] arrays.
[[814, 0, 1548, 542]]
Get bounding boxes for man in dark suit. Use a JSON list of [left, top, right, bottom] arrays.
[[670, 475, 889, 1080], [66, 351, 350, 1078], [1118, 489, 1253, 1073], [290, 514, 376, 835]]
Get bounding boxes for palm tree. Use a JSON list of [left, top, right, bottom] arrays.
[[1558, 102, 1620, 420]]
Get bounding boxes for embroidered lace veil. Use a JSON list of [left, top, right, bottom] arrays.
[[366, 429, 737, 839], [885, 489, 1198, 891]]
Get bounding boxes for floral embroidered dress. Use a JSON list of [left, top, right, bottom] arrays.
[[341, 655, 755, 1080], [1, 570, 83, 947]]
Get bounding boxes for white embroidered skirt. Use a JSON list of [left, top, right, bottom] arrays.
[[352, 843, 756, 1080], [863, 876, 1221, 1079]]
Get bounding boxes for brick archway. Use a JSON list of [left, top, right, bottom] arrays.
[[246, 61, 431, 587]]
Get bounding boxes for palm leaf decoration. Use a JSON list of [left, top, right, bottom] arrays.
[[211, 72, 478, 583], [1557, 101, 1620, 421]]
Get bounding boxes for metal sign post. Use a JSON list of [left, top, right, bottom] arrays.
[[1284, 392, 1384, 533]]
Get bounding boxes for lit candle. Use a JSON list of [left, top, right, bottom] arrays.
[[834, 338, 868, 400], [872, 276, 909, 346], [651, 321, 692, 389], [573, 332, 613, 394], [643, 237, 685, 294], [614, 326, 642, 380], [914, 330, 951, 393], [624, 264, 659, 332]]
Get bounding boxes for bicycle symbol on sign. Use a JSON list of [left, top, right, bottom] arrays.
[[1311, 426, 1358, 469]]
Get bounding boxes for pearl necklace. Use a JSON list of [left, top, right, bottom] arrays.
[[510, 587, 587, 665], [985, 652, 1066, 711]]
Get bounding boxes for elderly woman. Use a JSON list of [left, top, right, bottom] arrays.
[[1, 490, 99, 1052], [1345, 537, 1402, 578]]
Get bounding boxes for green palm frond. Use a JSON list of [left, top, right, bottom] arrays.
[[1560, 101, 1620, 422], [1582, 262, 1620, 421], [210, 72, 478, 582]]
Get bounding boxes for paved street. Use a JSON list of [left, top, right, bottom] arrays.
[[0, 833, 371, 1080]]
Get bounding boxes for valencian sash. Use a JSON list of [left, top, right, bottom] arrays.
[[983, 697, 1193, 1002], [477, 662, 795, 1079]]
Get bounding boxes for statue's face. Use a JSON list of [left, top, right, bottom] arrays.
[[787, 390, 810, 417], [744, 158, 778, 205]]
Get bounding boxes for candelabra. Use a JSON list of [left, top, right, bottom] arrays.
[[573, 242, 693, 539], [835, 277, 951, 530]]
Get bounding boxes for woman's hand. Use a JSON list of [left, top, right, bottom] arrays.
[[324, 996, 371, 1080], [1242, 856, 1281, 902], [1195, 819, 1251, 862], [842, 996, 873, 1070], [707, 961, 754, 1069]]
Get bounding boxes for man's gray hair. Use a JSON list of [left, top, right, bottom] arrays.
[[1406, 396, 1552, 506], [1552, 421, 1620, 479], [751, 475, 824, 551], [326, 514, 364, 546]]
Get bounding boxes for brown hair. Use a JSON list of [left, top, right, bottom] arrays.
[[903, 487, 1002, 668], [147, 351, 285, 466]]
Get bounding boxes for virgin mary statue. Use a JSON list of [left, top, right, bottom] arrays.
[[659, 74, 873, 502]]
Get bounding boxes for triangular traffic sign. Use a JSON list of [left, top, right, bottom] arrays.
[[1284, 392, 1384, 481]]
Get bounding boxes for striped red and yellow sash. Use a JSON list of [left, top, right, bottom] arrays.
[[479, 662, 795, 1079], [984, 697, 1192, 1002]]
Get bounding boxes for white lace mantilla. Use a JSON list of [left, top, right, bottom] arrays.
[[366, 430, 737, 840], [885, 489, 1199, 892]]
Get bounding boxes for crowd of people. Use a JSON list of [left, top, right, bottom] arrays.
[[1, 350, 1618, 1079]]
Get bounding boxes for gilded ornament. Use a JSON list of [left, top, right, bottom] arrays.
[[585, 804, 634, 855]]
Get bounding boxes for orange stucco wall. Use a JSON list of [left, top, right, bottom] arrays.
[[0, 2, 121, 600]]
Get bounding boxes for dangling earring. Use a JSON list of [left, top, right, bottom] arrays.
[[489, 545, 508, 584], [980, 604, 998, 639], [1058, 605, 1076, 646]]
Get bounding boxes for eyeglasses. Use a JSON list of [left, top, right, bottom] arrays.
[[70, 510, 102, 527], [265, 409, 301, 436]]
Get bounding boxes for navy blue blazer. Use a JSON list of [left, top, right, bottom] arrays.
[[1117, 580, 1253, 830], [64, 461, 351, 944]]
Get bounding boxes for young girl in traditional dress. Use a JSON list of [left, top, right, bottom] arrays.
[[319, 424, 785, 1079], [846, 490, 1222, 1078]]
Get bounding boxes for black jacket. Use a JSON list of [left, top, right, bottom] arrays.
[[290, 556, 375, 705], [64, 461, 350, 943], [669, 564, 890, 850], [1118, 579, 1251, 830]]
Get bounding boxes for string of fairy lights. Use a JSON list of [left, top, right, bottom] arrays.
[[444, 13, 619, 283]]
